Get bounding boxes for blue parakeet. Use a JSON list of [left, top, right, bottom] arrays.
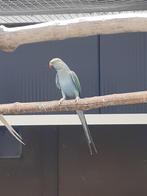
[[49, 58, 97, 155]]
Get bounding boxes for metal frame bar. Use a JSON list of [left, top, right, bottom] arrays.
[[1, 114, 147, 126]]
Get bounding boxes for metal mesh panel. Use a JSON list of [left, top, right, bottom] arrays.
[[0, 0, 147, 23], [1, 0, 147, 15]]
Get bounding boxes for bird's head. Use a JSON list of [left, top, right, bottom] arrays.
[[49, 58, 67, 71]]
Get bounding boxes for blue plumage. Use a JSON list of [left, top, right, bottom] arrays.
[[49, 58, 97, 155], [56, 70, 79, 98]]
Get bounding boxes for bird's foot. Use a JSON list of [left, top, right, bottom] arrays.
[[40, 103, 47, 112], [75, 96, 80, 103], [59, 97, 65, 105]]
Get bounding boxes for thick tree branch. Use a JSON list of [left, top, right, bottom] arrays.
[[0, 91, 147, 114], [1, 11, 147, 52]]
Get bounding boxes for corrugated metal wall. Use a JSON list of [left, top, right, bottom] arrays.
[[100, 33, 147, 113]]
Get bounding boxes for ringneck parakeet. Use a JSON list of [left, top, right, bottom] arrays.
[[49, 58, 97, 155], [0, 115, 24, 145]]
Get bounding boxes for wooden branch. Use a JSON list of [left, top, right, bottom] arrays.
[[0, 90, 147, 114], [1, 11, 147, 52]]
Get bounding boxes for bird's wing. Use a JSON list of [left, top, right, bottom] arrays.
[[55, 73, 61, 89], [69, 71, 81, 94]]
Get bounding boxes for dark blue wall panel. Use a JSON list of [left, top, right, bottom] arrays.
[[100, 33, 147, 113]]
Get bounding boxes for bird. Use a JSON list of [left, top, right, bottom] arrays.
[[0, 115, 24, 145], [49, 58, 97, 155]]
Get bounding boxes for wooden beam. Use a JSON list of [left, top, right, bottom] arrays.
[[0, 90, 147, 114], [1, 11, 147, 52]]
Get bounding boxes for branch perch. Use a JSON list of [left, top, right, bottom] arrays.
[[1, 11, 147, 52], [0, 90, 147, 114]]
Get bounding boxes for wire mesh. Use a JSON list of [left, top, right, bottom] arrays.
[[1, 0, 147, 15], [0, 0, 147, 23]]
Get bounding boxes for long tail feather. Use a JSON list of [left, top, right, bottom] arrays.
[[76, 110, 97, 155], [0, 115, 25, 145]]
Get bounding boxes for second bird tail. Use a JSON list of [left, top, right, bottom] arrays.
[[0, 115, 25, 145], [76, 110, 97, 155]]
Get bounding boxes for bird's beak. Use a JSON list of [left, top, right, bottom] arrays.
[[48, 63, 52, 69]]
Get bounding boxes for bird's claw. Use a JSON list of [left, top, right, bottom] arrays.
[[75, 97, 80, 103], [59, 98, 65, 105]]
